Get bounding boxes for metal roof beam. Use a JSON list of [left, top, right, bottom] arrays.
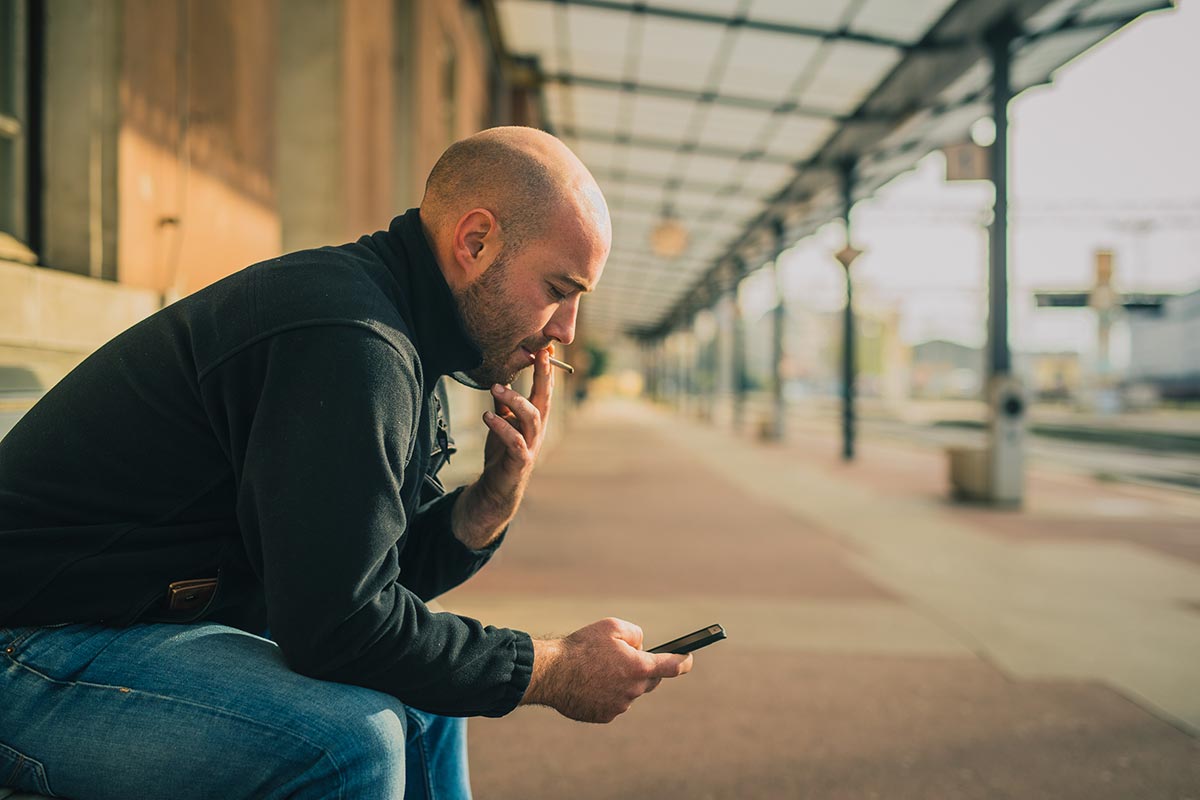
[[522, 0, 919, 51], [563, 126, 793, 166], [1020, 9, 1171, 45], [591, 168, 769, 199], [543, 72, 895, 122]]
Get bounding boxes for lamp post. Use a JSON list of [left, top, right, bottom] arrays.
[[836, 158, 861, 461], [835, 243, 862, 461]]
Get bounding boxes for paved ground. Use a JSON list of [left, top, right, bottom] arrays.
[[440, 398, 1200, 799]]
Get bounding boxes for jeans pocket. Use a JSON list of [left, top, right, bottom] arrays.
[[0, 740, 55, 796]]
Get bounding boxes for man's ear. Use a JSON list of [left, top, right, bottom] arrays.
[[451, 209, 500, 280]]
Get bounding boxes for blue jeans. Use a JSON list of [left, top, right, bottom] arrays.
[[0, 622, 471, 799]]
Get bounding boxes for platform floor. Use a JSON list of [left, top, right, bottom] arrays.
[[441, 398, 1200, 799]]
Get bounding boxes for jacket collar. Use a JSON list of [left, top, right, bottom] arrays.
[[380, 208, 483, 383]]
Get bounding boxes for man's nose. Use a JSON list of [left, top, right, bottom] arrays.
[[544, 297, 579, 346]]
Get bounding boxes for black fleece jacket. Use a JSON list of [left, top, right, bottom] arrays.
[[0, 209, 535, 717]]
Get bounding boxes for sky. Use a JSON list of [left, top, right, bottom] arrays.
[[751, 0, 1200, 362]]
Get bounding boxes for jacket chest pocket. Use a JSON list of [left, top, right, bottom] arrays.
[[425, 385, 456, 479], [420, 382, 457, 502]]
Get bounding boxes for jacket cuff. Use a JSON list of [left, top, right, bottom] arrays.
[[481, 628, 535, 718]]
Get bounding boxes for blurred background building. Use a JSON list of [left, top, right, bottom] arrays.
[[1128, 286, 1200, 400]]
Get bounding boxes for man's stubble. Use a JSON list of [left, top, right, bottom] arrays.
[[454, 254, 550, 387]]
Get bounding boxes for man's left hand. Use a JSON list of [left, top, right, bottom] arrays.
[[451, 346, 554, 549]]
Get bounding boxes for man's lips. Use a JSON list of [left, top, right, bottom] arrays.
[[520, 344, 552, 362], [520, 344, 574, 373]]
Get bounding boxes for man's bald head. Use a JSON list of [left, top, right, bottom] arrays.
[[420, 126, 610, 255]]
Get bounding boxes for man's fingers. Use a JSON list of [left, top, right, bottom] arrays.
[[491, 384, 541, 437], [492, 396, 514, 418], [483, 410, 528, 456], [530, 348, 553, 415], [648, 652, 693, 679], [603, 617, 644, 649]]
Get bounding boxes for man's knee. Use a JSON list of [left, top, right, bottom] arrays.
[[302, 688, 408, 799]]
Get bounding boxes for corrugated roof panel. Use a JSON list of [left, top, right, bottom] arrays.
[[936, 61, 992, 105], [611, 224, 656, 251], [700, 192, 761, 214], [1013, 26, 1113, 88], [637, 16, 729, 94], [494, 3, 559, 74], [617, 181, 672, 205], [629, 93, 702, 141], [735, 160, 795, 191], [570, 86, 624, 137], [1079, 0, 1166, 22], [575, 139, 623, 175], [666, 193, 720, 215], [797, 39, 904, 114], [610, 207, 653, 229], [694, 104, 777, 150], [718, 28, 823, 101], [918, 102, 993, 151], [1025, 0, 1088, 30], [764, 114, 839, 161], [685, 240, 725, 263], [496, 0, 560, 73], [748, 0, 852, 31], [699, 214, 753, 237], [682, 151, 744, 184], [851, 0, 958, 44], [566, 4, 632, 80], [611, 254, 708, 274], [542, 83, 570, 129], [624, 145, 680, 179]]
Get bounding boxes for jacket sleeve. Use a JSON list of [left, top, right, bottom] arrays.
[[398, 486, 508, 602], [222, 324, 533, 717]]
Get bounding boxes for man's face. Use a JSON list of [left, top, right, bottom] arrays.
[[454, 212, 607, 387]]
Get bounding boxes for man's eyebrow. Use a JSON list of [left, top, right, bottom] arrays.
[[558, 275, 594, 294]]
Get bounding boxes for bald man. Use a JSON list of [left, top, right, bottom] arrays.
[[0, 127, 691, 800]]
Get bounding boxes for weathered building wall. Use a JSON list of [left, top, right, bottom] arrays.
[[406, 0, 494, 205], [118, 0, 281, 298], [2, 0, 522, 407]]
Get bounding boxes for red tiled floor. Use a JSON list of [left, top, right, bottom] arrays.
[[471, 650, 1200, 800], [466, 415, 894, 601]]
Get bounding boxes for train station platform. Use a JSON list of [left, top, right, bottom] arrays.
[[441, 397, 1200, 799]]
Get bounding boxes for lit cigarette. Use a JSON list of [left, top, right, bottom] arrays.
[[548, 355, 575, 374]]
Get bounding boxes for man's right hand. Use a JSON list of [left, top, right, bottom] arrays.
[[519, 617, 693, 723]]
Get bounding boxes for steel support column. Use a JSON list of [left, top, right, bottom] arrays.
[[731, 260, 748, 434], [768, 221, 787, 441], [839, 160, 859, 461], [984, 17, 1025, 507], [987, 20, 1015, 379]]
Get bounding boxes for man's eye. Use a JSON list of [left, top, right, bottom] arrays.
[[548, 285, 567, 301]]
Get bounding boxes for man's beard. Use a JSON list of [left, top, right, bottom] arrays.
[[453, 254, 547, 387]]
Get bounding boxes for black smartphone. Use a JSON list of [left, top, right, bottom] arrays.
[[647, 624, 726, 655]]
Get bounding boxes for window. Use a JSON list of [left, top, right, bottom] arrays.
[[0, 0, 27, 242]]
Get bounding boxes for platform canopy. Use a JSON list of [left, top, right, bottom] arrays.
[[489, 0, 1172, 338]]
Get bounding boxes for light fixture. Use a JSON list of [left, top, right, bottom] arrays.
[[834, 245, 863, 270], [970, 117, 996, 147], [650, 207, 689, 258]]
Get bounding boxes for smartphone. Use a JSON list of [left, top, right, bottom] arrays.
[[647, 624, 726, 655]]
